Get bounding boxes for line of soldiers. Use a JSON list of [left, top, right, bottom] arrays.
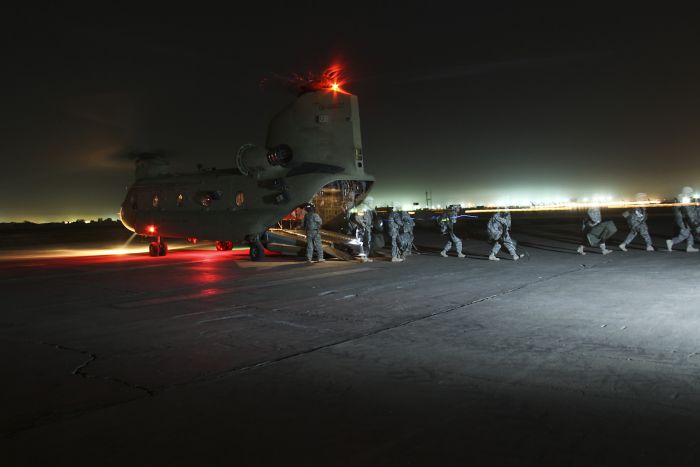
[[577, 188, 700, 255], [305, 185, 700, 263], [303, 200, 412, 264], [437, 204, 521, 261]]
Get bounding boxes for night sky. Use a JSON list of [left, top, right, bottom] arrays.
[[2, 4, 699, 221]]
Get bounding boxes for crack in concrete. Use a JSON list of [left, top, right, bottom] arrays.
[[2, 344, 157, 440], [41, 342, 156, 397], [5, 260, 612, 439]]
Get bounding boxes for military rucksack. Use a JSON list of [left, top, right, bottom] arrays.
[[437, 214, 448, 234]]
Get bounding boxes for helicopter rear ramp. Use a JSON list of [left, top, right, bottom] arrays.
[[265, 228, 357, 260]]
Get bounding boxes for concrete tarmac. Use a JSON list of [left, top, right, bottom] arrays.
[[2, 212, 700, 466]]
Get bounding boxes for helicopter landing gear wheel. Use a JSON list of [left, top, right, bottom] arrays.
[[149, 242, 159, 257], [249, 238, 265, 261], [149, 237, 167, 256]]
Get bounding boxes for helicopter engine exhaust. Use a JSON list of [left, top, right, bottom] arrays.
[[236, 143, 293, 178]]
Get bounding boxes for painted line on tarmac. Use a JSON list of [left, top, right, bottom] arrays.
[[172, 304, 249, 319], [114, 267, 374, 309], [197, 313, 252, 324]]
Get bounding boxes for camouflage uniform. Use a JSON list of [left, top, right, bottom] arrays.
[[487, 212, 518, 259], [579, 207, 616, 255], [668, 203, 697, 249], [439, 208, 464, 257], [620, 207, 652, 248], [303, 209, 324, 262], [350, 211, 372, 260], [400, 211, 415, 256], [694, 204, 700, 242], [385, 211, 403, 261], [360, 210, 373, 257]]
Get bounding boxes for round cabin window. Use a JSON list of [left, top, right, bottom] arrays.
[[235, 191, 245, 207]]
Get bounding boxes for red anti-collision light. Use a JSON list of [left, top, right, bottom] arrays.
[[146, 225, 156, 234]]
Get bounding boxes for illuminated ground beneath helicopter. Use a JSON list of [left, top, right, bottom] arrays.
[[2, 213, 700, 466]]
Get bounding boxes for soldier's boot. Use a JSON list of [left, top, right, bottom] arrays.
[[686, 245, 699, 253], [440, 250, 448, 257], [618, 242, 628, 252], [600, 243, 612, 255], [512, 254, 520, 261], [666, 239, 674, 251], [317, 258, 326, 262], [576, 245, 586, 255], [457, 252, 466, 258], [488, 253, 500, 261], [391, 257, 402, 262], [646, 245, 655, 252]]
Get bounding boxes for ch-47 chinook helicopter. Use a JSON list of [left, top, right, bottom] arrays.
[[119, 68, 375, 260]]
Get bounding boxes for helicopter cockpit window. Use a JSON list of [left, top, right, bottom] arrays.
[[235, 191, 245, 207], [177, 193, 184, 207], [152, 194, 160, 208]]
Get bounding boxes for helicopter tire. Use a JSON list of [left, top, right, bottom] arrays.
[[249, 240, 265, 261], [149, 242, 160, 257]]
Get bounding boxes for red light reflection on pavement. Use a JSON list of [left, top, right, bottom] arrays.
[[0, 247, 282, 277], [200, 288, 221, 297]]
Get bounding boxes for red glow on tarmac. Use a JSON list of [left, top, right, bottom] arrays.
[[200, 288, 220, 297], [0, 245, 281, 266]]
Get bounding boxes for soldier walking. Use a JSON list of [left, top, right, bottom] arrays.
[[619, 193, 654, 252], [349, 210, 373, 262], [577, 206, 616, 255], [303, 204, 325, 263], [400, 211, 416, 257], [487, 210, 520, 261], [666, 186, 699, 253], [439, 205, 465, 258], [386, 211, 404, 262]]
